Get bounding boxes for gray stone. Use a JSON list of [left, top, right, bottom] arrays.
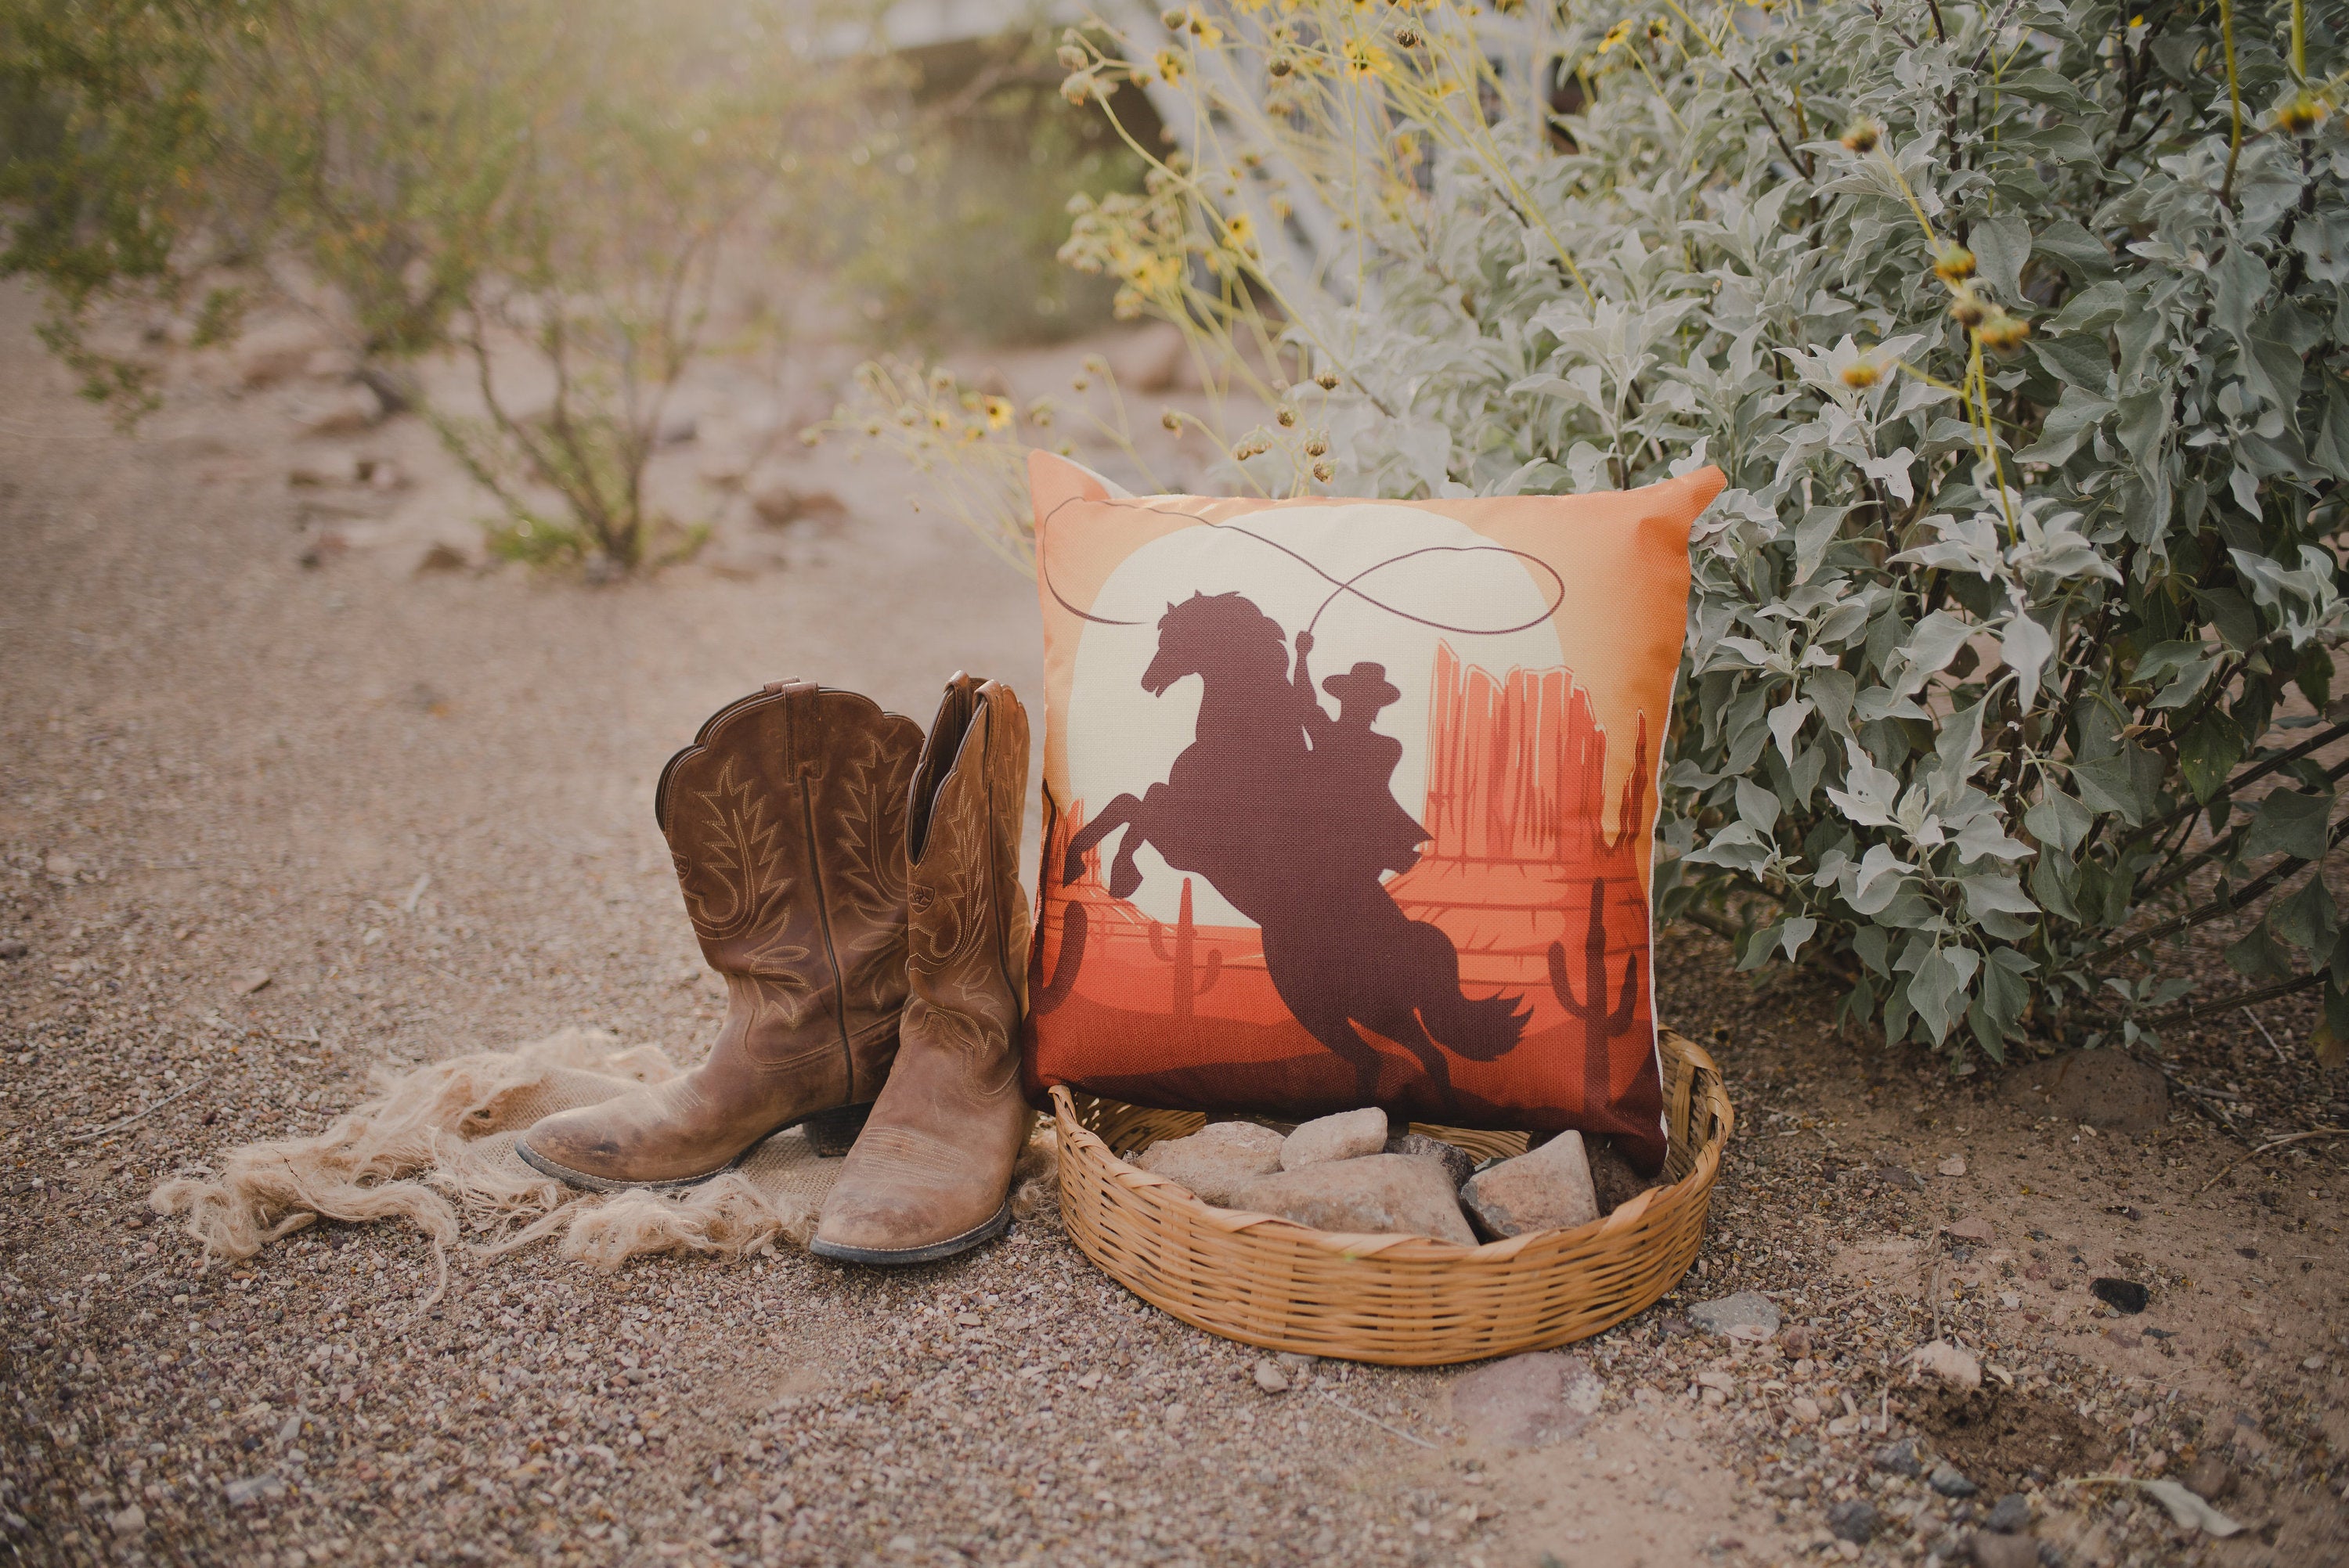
[[1449, 1352, 1604, 1449], [1968, 1530, 2040, 1568], [1460, 1130, 1599, 1238], [1232, 1154, 1475, 1245], [1825, 1498, 1879, 1544], [1251, 1360, 1290, 1393], [2005, 1050, 2170, 1131], [107, 1505, 146, 1537], [1384, 1130, 1474, 1189], [1985, 1493, 2031, 1533], [1281, 1107, 1389, 1170], [1137, 1121, 1286, 1205], [1588, 1138, 1662, 1213], [1872, 1436, 1923, 1477], [1930, 1462, 1979, 1498], [0, 939, 25, 960], [1687, 1291, 1781, 1339], [222, 1473, 285, 1507]]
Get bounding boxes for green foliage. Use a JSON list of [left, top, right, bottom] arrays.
[[1049, 0, 2348, 1059], [0, 0, 857, 571]]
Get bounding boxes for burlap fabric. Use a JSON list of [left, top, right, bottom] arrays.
[[152, 1029, 1057, 1294]]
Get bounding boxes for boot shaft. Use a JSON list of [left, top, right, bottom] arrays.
[[906, 676, 1030, 1036], [657, 680, 923, 1081]]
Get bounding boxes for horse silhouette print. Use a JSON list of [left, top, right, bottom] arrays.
[[1061, 590, 1528, 1106]]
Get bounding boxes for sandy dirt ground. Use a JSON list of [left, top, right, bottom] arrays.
[[2, 278, 2346, 1568]]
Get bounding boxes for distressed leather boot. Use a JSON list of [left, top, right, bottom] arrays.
[[810, 675, 1033, 1263], [517, 680, 922, 1189]]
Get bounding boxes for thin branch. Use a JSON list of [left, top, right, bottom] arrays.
[[2142, 971, 2329, 1029], [67, 1077, 211, 1144]]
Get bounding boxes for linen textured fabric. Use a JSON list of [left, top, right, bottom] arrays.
[[1021, 452, 1723, 1171]]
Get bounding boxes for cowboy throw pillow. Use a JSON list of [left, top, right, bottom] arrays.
[[1020, 452, 1723, 1170]]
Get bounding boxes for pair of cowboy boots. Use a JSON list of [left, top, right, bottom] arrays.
[[514, 674, 1034, 1264]]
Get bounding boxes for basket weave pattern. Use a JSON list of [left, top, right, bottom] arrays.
[[1050, 1032, 1733, 1365]]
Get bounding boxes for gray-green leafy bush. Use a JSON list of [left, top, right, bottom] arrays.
[[1041, 0, 2349, 1061]]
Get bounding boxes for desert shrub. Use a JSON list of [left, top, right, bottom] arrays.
[[0, 0, 859, 572], [904, 0, 2349, 1062]]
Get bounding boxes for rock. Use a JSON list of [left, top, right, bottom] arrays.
[[1232, 1154, 1475, 1244], [1275, 1351, 1316, 1372], [1985, 1493, 2031, 1533], [1687, 1291, 1781, 1340], [1968, 1530, 2040, 1568], [1251, 1360, 1290, 1393], [745, 468, 850, 528], [1777, 1324, 1817, 1357], [1281, 1107, 1388, 1170], [1872, 1436, 1924, 1477], [234, 318, 335, 386], [1449, 1352, 1604, 1448], [1788, 1395, 1822, 1423], [2089, 1277, 2149, 1314], [2006, 1049, 2170, 1131], [1872, 1162, 1926, 1191], [1908, 1339, 1983, 1390], [44, 853, 80, 878], [1929, 1463, 1979, 1498], [1384, 1130, 1474, 1189], [413, 542, 470, 575], [1825, 1499, 1879, 1544], [1938, 1154, 1968, 1177], [1587, 1138, 1661, 1213], [223, 1473, 285, 1507], [2181, 1454, 2235, 1502], [293, 382, 385, 434], [1460, 1130, 1599, 1237], [1138, 1121, 1286, 1205], [1945, 1215, 1996, 1242], [0, 939, 26, 961], [234, 969, 274, 997]]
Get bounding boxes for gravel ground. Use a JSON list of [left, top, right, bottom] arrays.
[[2, 279, 2346, 1568]]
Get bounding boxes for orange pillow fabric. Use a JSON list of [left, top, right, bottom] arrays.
[[1020, 453, 1724, 1171]]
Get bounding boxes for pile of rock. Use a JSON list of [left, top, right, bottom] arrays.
[[1133, 1106, 1662, 1244]]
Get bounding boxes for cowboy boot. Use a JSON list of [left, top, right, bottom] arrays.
[[517, 680, 922, 1190], [810, 674, 1033, 1263]]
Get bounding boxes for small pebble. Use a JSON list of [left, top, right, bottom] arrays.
[[1984, 1492, 2030, 1533], [1929, 1462, 1979, 1498], [1252, 1361, 1290, 1394], [1687, 1291, 1780, 1340], [1824, 1498, 1878, 1545], [2090, 1277, 2149, 1314]]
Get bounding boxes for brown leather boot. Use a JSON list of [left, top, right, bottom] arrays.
[[810, 675, 1033, 1264], [517, 680, 922, 1190]]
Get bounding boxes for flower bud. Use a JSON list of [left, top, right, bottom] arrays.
[[1947, 293, 1988, 328], [1839, 360, 1880, 389], [1933, 244, 1976, 283], [1160, 5, 1185, 26], [1161, 409, 1182, 432], [1315, 371, 1340, 390], [1058, 42, 1088, 69], [1276, 406, 1297, 427], [1311, 460, 1335, 482], [1978, 312, 2032, 351], [1268, 53, 1293, 76], [1304, 437, 1329, 457], [1839, 118, 1881, 153]]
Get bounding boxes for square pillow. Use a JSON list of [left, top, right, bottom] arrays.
[[1020, 452, 1723, 1170]]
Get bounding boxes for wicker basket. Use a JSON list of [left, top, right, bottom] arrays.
[[1050, 1031, 1733, 1365]]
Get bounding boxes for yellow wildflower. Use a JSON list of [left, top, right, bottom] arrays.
[[983, 396, 1014, 431], [1156, 47, 1185, 82], [1597, 17, 1634, 53], [1343, 36, 1392, 77]]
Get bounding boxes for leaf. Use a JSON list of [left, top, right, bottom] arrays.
[[2267, 873, 2338, 953], [2243, 788, 2334, 860], [1768, 697, 1814, 763], [2025, 788, 2091, 855], [1735, 776, 1782, 831], [2003, 609, 2056, 712], [2178, 709, 2246, 803], [2070, 744, 2160, 826], [2224, 925, 2295, 983], [1970, 212, 2031, 304], [1902, 611, 1975, 676], [2316, 987, 2349, 1070]]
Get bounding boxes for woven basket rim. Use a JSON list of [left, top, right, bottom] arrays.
[[1049, 1031, 1733, 1263]]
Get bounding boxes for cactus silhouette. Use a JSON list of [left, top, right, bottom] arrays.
[[1146, 878, 1223, 1018], [1032, 902, 1088, 1016], [1547, 878, 1640, 1116]]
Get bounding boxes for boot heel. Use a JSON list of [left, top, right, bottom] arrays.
[[803, 1102, 873, 1158]]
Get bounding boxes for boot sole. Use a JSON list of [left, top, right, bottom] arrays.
[[806, 1199, 1012, 1267], [514, 1102, 874, 1194]]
